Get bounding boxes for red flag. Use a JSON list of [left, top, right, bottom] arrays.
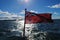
[[25, 11, 53, 24]]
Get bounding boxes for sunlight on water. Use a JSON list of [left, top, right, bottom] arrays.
[[16, 20, 48, 40]]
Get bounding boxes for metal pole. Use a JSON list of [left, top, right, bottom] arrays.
[[23, 8, 27, 37]]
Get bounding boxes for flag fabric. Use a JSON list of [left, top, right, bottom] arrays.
[[25, 11, 53, 24]]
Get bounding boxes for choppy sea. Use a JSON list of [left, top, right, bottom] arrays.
[[0, 19, 60, 40]]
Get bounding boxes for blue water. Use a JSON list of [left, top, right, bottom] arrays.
[[0, 19, 60, 40]]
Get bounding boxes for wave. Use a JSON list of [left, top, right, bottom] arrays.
[[0, 19, 60, 40]]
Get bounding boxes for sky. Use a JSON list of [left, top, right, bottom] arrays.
[[0, 0, 60, 19]]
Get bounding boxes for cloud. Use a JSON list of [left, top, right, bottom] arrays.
[[47, 3, 60, 8], [52, 12, 60, 19], [0, 10, 24, 20], [19, 10, 25, 14], [52, 15, 60, 19], [30, 10, 38, 13], [53, 12, 58, 15], [0, 10, 17, 17], [19, 10, 38, 15], [19, 10, 38, 14]]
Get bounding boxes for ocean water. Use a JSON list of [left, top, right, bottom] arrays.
[[0, 19, 60, 40]]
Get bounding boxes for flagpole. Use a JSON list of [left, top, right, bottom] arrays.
[[23, 8, 27, 37]]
